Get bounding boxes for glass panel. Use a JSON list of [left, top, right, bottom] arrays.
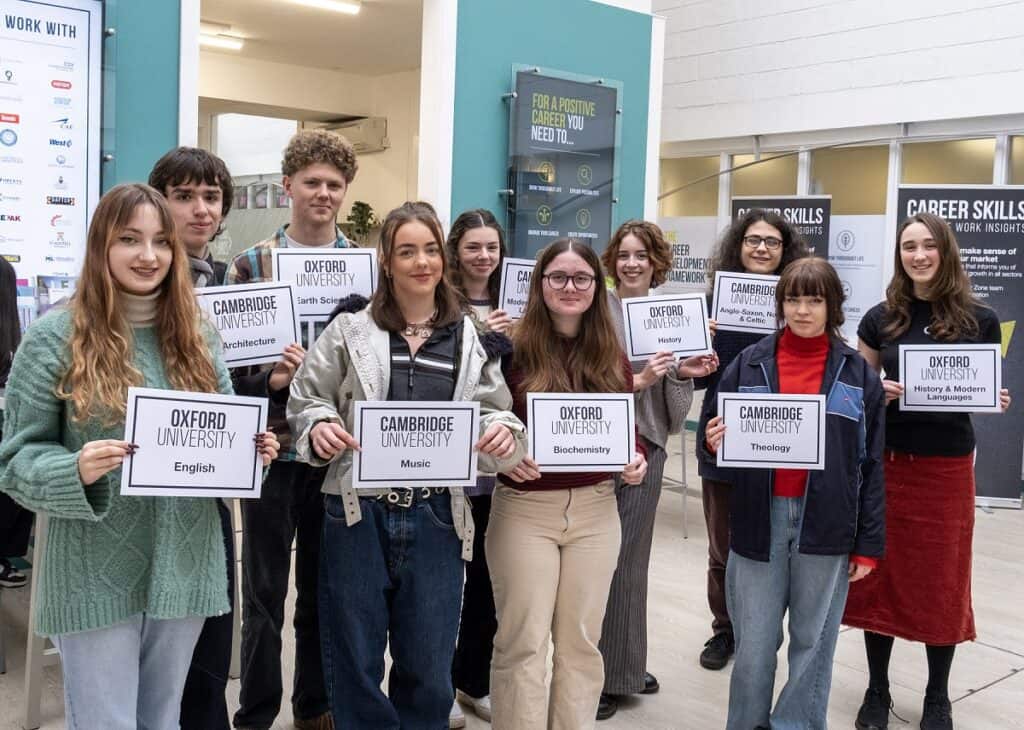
[[659, 155, 719, 217], [811, 145, 888, 215], [731, 152, 797, 196], [901, 139, 994, 184], [1010, 136, 1024, 185]]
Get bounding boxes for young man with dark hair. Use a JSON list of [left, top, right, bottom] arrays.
[[149, 145, 237, 730], [227, 129, 358, 730], [149, 146, 234, 287]]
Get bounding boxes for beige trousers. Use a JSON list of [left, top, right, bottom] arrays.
[[487, 482, 622, 730]]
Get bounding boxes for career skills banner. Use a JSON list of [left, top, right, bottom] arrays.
[[528, 393, 635, 472], [711, 271, 779, 334], [272, 248, 376, 322], [352, 402, 480, 489], [732, 195, 832, 255], [896, 185, 1023, 505], [121, 388, 268, 499], [497, 257, 536, 320], [196, 282, 301, 367], [716, 392, 826, 470]]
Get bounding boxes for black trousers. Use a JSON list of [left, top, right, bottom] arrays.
[[451, 493, 497, 699], [180, 499, 235, 730], [0, 491, 33, 558], [234, 460, 329, 729]]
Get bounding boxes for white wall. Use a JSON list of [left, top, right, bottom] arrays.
[[198, 52, 419, 221], [657, 0, 1024, 143]]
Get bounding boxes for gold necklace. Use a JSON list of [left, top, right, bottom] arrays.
[[402, 310, 436, 338]]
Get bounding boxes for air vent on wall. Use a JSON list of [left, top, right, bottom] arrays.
[[323, 117, 389, 154]]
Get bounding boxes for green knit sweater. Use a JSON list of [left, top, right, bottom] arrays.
[[0, 310, 233, 636]]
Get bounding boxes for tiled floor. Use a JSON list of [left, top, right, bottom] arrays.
[[2, 432, 1023, 729]]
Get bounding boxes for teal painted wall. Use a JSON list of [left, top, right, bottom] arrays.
[[452, 0, 652, 250], [101, 0, 181, 190]]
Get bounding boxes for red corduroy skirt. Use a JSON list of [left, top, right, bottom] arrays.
[[843, 450, 976, 645]]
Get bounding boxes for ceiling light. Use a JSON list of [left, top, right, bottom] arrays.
[[200, 34, 244, 51], [288, 0, 361, 15]]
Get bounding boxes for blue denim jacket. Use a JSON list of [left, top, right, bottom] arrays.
[[699, 333, 886, 562]]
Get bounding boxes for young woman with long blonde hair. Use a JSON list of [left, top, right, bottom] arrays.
[[0, 183, 278, 730]]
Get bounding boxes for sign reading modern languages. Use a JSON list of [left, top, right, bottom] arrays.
[[711, 272, 779, 334], [716, 392, 826, 470], [507, 70, 618, 258], [895, 185, 1022, 506], [121, 388, 268, 499], [731, 196, 832, 255], [195, 282, 301, 367], [0, 0, 102, 325], [497, 257, 535, 320], [899, 344, 1002, 413], [621, 293, 712, 360], [528, 393, 635, 472], [351, 402, 480, 490], [271, 248, 376, 322]]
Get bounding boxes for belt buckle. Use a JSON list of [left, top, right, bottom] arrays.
[[387, 489, 412, 508]]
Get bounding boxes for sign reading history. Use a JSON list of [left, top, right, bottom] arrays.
[[716, 392, 826, 470], [895, 185, 1022, 505], [620, 293, 713, 361], [497, 257, 536, 320], [899, 344, 1002, 413], [121, 388, 268, 499], [271, 248, 376, 322], [711, 271, 779, 334], [507, 70, 618, 258], [351, 402, 480, 490], [528, 393, 635, 472], [195, 282, 301, 367], [731, 196, 832, 255], [0, 0, 102, 326]]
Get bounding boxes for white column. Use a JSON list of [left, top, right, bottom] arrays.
[[178, 0, 200, 146], [796, 148, 812, 195], [993, 134, 1011, 185], [716, 151, 732, 233], [643, 15, 665, 221], [882, 139, 903, 289]]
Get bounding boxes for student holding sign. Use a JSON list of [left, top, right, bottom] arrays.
[[703, 258, 885, 730], [843, 213, 1012, 730], [695, 209, 810, 671], [487, 239, 648, 730], [226, 129, 358, 730], [596, 220, 716, 719], [0, 184, 279, 730], [287, 201, 526, 729], [445, 209, 514, 726]]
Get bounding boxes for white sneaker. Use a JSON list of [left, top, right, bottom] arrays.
[[449, 699, 466, 728], [456, 690, 492, 722]]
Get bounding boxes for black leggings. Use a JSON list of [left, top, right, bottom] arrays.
[[864, 631, 956, 699]]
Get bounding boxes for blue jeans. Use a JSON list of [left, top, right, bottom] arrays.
[[725, 496, 850, 730], [54, 613, 204, 730], [320, 492, 464, 729]]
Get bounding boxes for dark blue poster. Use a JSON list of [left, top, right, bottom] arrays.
[[507, 71, 617, 258]]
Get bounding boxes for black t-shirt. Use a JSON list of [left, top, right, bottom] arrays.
[[858, 298, 1001, 456]]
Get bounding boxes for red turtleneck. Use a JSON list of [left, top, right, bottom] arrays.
[[773, 327, 829, 498]]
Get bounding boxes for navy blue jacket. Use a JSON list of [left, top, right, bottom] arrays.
[[699, 333, 886, 562]]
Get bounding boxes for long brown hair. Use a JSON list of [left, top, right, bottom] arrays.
[[370, 201, 464, 332], [775, 257, 846, 341], [512, 239, 626, 393], [600, 219, 673, 288], [446, 208, 507, 308], [882, 212, 981, 341], [58, 183, 219, 423]]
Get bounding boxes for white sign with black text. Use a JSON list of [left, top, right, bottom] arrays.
[[899, 344, 1002, 413], [717, 392, 826, 470], [271, 248, 376, 322], [120, 387, 268, 498], [621, 293, 712, 360], [528, 393, 635, 472], [351, 401, 480, 489], [497, 257, 536, 320], [195, 282, 301, 367], [711, 271, 779, 334]]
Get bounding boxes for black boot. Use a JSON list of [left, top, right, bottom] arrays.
[[596, 693, 618, 721], [699, 632, 735, 670], [855, 686, 892, 730], [919, 694, 952, 730]]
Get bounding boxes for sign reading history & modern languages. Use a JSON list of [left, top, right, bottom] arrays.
[[507, 69, 618, 258]]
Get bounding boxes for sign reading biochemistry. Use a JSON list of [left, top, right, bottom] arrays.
[[717, 392, 826, 470], [272, 248, 376, 322], [196, 282, 301, 367], [528, 393, 635, 472], [352, 402, 480, 490], [121, 388, 269, 499]]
